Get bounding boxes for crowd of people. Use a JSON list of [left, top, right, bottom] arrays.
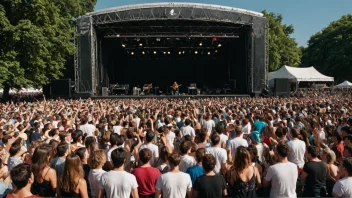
[[0, 95, 351, 198]]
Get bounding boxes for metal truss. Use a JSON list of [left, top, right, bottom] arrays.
[[74, 25, 80, 92]]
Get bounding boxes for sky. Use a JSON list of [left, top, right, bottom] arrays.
[[94, 0, 352, 47]]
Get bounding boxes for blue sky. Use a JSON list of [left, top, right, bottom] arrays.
[[95, 0, 352, 47]]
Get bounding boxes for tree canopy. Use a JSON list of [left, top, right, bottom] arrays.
[[0, 0, 96, 100], [302, 14, 352, 83], [263, 10, 302, 72]]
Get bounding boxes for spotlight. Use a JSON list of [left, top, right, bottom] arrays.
[[131, 52, 134, 55], [139, 43, 143, 46], [168, 51, 171, 54], [218, 44, 222, 47], [122, 44, 126, 48], [195, 51, 198, 54], [179, 51, 182, 55], [182, 51, 185, 54], [154, 51, 157, 54], [156, 38, 161, 42], [208, 52, 211, 55], [163, 51, 166, 54], [142, 51, 145, 55], [199, 42, 203, 46]]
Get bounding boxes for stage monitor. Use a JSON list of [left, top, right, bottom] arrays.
[[51, 79, 71, 99]]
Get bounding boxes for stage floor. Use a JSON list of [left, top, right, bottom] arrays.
[[91, 94, 250, 99]]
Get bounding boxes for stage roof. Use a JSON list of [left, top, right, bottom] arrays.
[[88, 2, 264, 17]]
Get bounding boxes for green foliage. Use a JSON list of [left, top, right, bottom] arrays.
[[263, 10, 302, 72], [302, 14, 352, 82], [0, 0, 96, 93]]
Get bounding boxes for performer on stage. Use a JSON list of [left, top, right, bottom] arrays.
[[171, 81, 182, 95]]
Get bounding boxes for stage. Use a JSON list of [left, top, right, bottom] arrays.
[[75, 3, 267, 97], [91, 94, 250, 99]]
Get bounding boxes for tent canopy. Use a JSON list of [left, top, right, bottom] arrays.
[[268, 65, 334, 83], [334, 80, 352, 88]]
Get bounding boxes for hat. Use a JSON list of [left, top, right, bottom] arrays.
[[250, 131, 261, 143]]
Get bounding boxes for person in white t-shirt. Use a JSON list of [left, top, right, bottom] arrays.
[[202, 115, 215, 136], [77, 116, 96, 137], [287, 128, 306, 168], [332, 157, 352, 198], [205, 134, 227, 174], [155, 153, 192, 198], [180, 119, 196, 141], [106, 134, 125, 169], [179, 141, 196, 172], [138, 130, 159, 167], [162, 126, 176, 150], [98, 148, 138, 198], [227, 127, 248, 161], [264, 143, 298, 198], [88, 149, 106, 198], [113, 120, 123, 134]]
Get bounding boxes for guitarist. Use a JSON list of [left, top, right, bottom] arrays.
[[171, 81, 181, 95]]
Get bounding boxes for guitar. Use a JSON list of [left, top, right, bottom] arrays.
[[170, 84, 182, 91]]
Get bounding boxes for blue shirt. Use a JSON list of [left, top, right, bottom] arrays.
[[30, 131, 41, 142], [186, 165, 204, 185], [253, 120, 266, 134]]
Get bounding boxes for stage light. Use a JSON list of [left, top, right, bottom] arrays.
[[215, 50, 218, 53], [168, 51, 171, 54], [131, 52, 134, 55], [218, 44, 222, 47], [182, 51, 185, 54], [122, 44, 126, 48], [208, 52, 211, 55], [163, 51, 166, 54], [142, 51, 145, 55], [179, 51, 182, 55], [156, 38, 161, 42], [139, 43, 143, 46], [154, 51, 157, 54], [195, 51, 198, 54], [199, 42, 203, 46]]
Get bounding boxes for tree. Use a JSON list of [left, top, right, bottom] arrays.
[[0, 0, 96, 101], [302, 14, 352, 83], [263, 10, 302, 71]]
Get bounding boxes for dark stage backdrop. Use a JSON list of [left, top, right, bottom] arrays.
[[101, 38, 247, 93]]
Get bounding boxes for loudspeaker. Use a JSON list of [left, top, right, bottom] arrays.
[[274, 78, 290, 97], [50, 79, 71, 99], [260, 88, 269, 97], [102, 87, 108, 96]]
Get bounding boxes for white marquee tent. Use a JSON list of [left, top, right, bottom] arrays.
[[268, 66, 334, 88], [334, 80, 352, 89]]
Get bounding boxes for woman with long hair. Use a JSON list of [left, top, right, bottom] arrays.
[[85, 136, 98, 156], [229, 146, 261, 198], [76, 147, 91, 197], [31, 144, 57, 197], [60, 153, 88, 198], [321, 148, 339, 196]]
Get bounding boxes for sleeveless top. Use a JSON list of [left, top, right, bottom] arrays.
[[60, 178, 81, 198], [31, 168, 56, 197], [231, 167, 258, 198]]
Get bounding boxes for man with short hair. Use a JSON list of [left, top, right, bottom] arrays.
[[253, 115, 266, 134], [138, 130, 159, 167], [206, 134, 227, 175], [98, 148, 138, 198], [155, 153, 192, 198], [179, 141, 196, 172], [9, 163, 40, 198], [132, 148, 161, 198], [186, 148, 205, 184], [50, 142, 70, 177], [287, 128, 306, 168], [301, 145, 328, 197], [226, 126, 248, 161], [77, 116, 96, 137], [264, 143, 298, 198], [332, 157, 352, 197], [180, 119, 195, 141]]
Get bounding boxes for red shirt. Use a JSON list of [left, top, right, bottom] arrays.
[[132, 166, 161, 196]]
